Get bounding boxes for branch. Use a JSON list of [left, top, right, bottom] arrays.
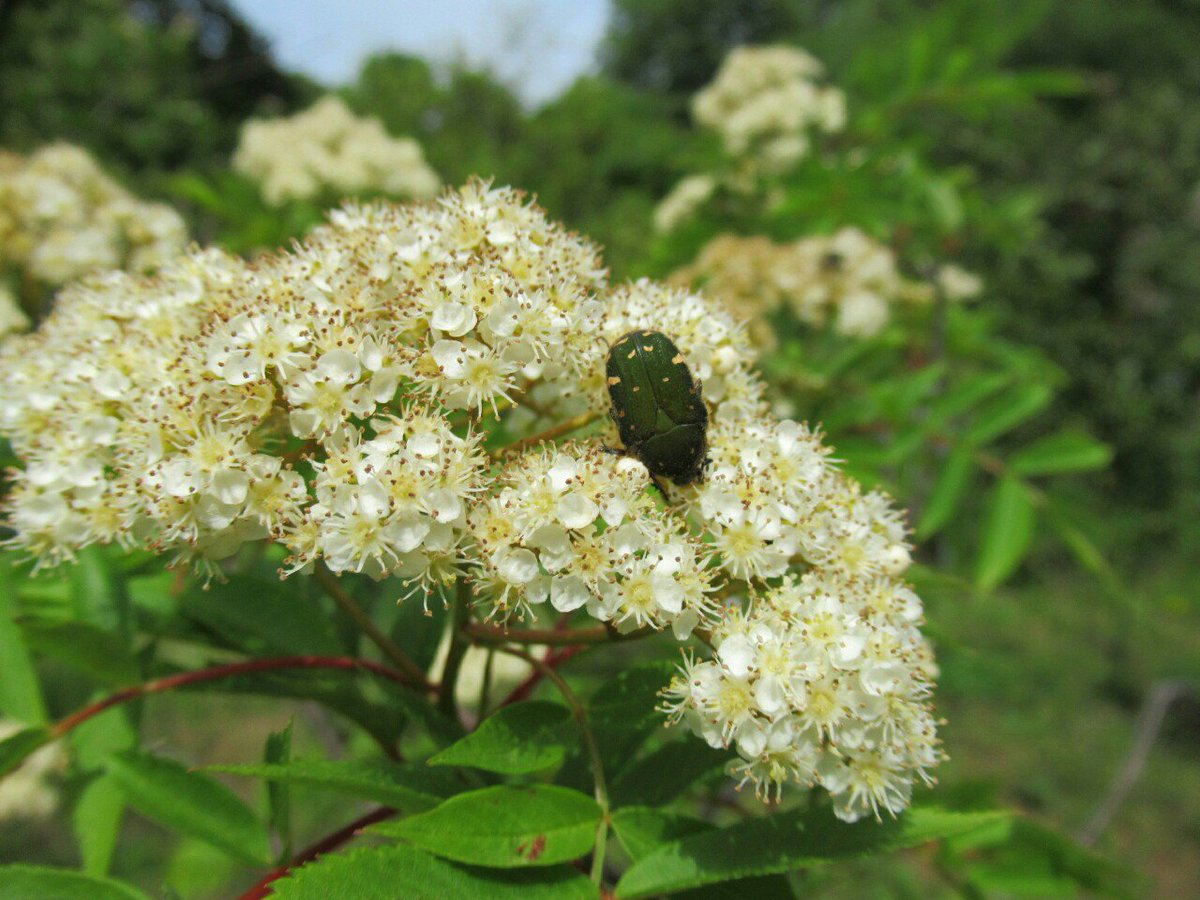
[[493, 410, 601, 458], [239, 805, 397, 899], [1078, 678, 1195, 846], [48, 656, 419, 740], [313, 562, 433, 690]]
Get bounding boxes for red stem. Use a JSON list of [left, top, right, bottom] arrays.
[[49, 656, 421, 739], [239, 806, 397, 899]]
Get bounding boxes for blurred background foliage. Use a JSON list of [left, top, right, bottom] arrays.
[[1, 0, 1198, 896], [0, 0, 314, 174]]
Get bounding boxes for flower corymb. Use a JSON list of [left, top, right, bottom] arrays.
[[693, 45, 847, 174], [673, 229, 966, 339], [0, 181, 943, 817], [233, 96, 441, 205], [0, 143, 187, 287]]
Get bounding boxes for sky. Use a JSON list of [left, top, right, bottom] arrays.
[[230, 0, 611, 107]]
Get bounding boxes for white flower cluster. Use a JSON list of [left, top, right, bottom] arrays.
[[233, 96, 441, 206], [0, 144, 187, 286], [0, 182, 599, 580], [283, 410, 486, 585], [693, 45, 846, 173], [696, 416, 912, 585], [0, 719, 65, 821], [663, 571, 940, 822], [574, 291, 937, 814], [653, 46, 846, 232], [471, 444, 717, 634], [0, 182, 942, 814], [674, 229, 967, 338]]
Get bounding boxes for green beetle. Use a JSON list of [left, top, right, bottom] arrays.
[[606, 329, 709, 487]]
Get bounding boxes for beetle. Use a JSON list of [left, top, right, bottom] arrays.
[[605, 329, 709, 489]]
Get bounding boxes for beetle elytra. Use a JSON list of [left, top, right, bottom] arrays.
[[605, 329, 709, 488]]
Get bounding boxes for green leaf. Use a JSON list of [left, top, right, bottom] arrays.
[[429, 701, 572, 774], [387, 685, 466, 748], [70, 546, 126, 632], [372, 785, 602, 868], [1005, 68, 1090, 97], [676, 875, 798, 899], [956, 818, 1137, 898], [879, 425, 927, 466], [0, 560, 47, 724], [975, 475, 1038, 590], [0, 865, 150, 900], [965, 383, 1053, 445], [70, 707, 136, 772], [926, 373, 1010, 425], [0, 726, 51, 778], [181, 668, 407, 749], [124, 571, 178, 621], [388, 591, 448, 672], [1008, 819, 1136, 897], [1009, 430, 1112, 476], [825, 436, 890, 470], [264, 720, 294, 859], [611, 807, 708, 862], [180, 576, 344, 657], [926, 177, 963, 230], [269, 844, 596, 900], [74, 774, 126, 876], [615, 805, 1010, 898], [876, 362, 948, 419], [916, 446, 976, 539], [609, 740, 726, 808], [559, 661, 674, 791], [14, 571, 74, 608], [164, 838, 242, 900], [207, 758, 458, 812], [587, 661, 675, 736], [107, 751, 272, 865], [166, 172, 225, 210], [1042, 502, 1125, 600], [21, 620, 139, 685], [968, 866, 1080, 896]]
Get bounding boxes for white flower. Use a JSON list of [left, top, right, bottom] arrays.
[[496, 547, 540, 585]]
